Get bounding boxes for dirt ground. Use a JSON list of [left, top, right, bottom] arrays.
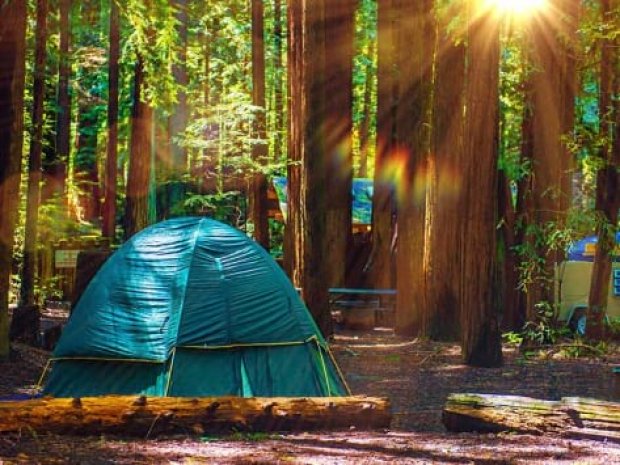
[[2, 329, 620, 464]]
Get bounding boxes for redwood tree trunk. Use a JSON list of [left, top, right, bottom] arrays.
[[587, 0, 619, 339], [324, 0, 354, 288], [0, 0, 27, 358], [20, 0, 49, 308], [102, 0, 120, 240], [525, 0, 574, 320], [427, 12, 465, 341], [394, 0, 434, 337], [367, 0, 396, 290], [285, 0, 331, 335], [250, 0, 270, 250], [124, 57, 153, 239], [460, 2, 502, 367]]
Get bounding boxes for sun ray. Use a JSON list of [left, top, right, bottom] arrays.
[[484, 0, 547, 17]]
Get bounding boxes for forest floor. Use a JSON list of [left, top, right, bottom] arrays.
[[2, 328, 620, 464]]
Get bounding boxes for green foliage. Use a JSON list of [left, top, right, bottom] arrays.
[[521, 301, 564, 345], [184, 191, 247, 228]]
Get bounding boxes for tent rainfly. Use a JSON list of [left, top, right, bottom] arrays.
[[44, 217, 349, 398]]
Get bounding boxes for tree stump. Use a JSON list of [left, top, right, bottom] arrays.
[[9, 304, 40, 346]]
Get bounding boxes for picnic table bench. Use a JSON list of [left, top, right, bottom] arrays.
[[328, 288, 397, 329]]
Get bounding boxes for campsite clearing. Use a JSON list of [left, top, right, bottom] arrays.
[[2, 330, 620, 463]]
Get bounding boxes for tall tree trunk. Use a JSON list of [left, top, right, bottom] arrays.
[[525, 0, 574, 320], [285, 0, 331, 335], [0, 0, 27, 358], [427, 13, 465, 341], [20, 0, 49, 308], [460, 2, 502, 367], [394, 0, 434, 336], [167, 0, 189, 216], [324, 0, 355, 288], [367, 0, 396, 290], [102, 0, 120, 240], [587, 0, 619, 339], [273, 0, 284, 161], [124, 57, 153, 239], [48, 0, 71, 204], [250, 0, 270, 249], [358, 40, 375, 179]]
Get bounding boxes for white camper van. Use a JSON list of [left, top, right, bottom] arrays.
[[557, 234, 620, 333]]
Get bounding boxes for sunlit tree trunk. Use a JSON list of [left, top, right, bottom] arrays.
[[20, 0, 49, 308], [0, 0, 27, 358], [524, 0, 575, 320], [587, 0, 619, 339], [324, 0, 354, 288], [124, 56, 153, 239], [102, 0, 120, 240], [394, 0, 434, 336], [285, 0, 331, 335], [250, 0, 270, 249], [367, 0, 396, 290], [427, 10, 465, 341], [460, 2, 502, 367]]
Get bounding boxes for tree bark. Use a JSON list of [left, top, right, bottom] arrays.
[[250, 0, 270, 250], [587, 0, 619, 339], [102, 0, 120, 240], [443, 393, 620, 442], [124, 57, 154, 239], [0, 395, 391, 436], [20, 0, 49, 308], [367, 0, 396, 291], [285, 0, 331, 335], [524, 0, 574, 320], [460, 2, 502, 367], [427, 11, 465, 341], [0, 0, 28, 358], [394, 0, 434, 337], [324, 0, 355, 288]]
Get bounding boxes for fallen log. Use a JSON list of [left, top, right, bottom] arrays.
[[443, 393, 620, 442], [0, 395, 391, 437]]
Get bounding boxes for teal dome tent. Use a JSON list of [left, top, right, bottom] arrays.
[[44, 217, 349, 398]]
